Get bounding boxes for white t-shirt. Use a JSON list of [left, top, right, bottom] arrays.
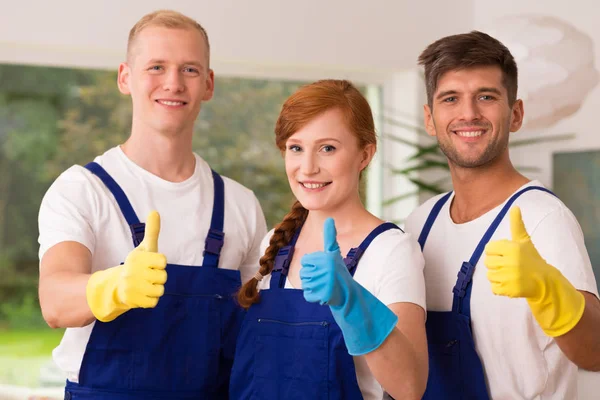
[[256, 226, 426, 400], [404, 180, 599, 400], [38, 146, 267, 383]]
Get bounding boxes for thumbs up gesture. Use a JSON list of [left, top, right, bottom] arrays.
[[300, 218, 399, 355], [87, 211, 168, 322], [117, 211, 168, 308], [300, 218, 350, 307], [484, 206, 585, 337], [484, 206, 547, 299]]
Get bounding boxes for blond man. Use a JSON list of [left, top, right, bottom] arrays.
[[38, 10, 266, 399]]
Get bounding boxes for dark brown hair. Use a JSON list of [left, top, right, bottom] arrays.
[[237, 79, 376, 308], [418, 30, 518, 108]]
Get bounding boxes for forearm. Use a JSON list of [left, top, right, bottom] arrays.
[[555, 291, 600, 371], [39, 270, 95, 328], [365, 327, 428, 400]]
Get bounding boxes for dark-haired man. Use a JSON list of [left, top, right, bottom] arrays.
[[405, 30, 600, 399]]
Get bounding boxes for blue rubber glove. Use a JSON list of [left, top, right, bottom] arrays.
[[300, 218, 398, 355]]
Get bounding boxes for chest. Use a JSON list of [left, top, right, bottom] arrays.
[[89, 193, 248, 272], [421, 218, 513, 311]]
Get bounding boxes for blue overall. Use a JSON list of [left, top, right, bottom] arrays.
[[419, 186, 553, 400], [64, 162, 245, 400], [230, 222, 401, 400]]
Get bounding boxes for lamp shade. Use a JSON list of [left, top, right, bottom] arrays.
[[486, 15, 599, 130]]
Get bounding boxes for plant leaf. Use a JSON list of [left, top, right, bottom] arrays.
[[407, 143, 442, 161], [382, 191, 420, 206], [408, 177, 447, 194]]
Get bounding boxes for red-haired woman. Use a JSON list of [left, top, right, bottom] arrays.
[[230, 80, 428, 400]]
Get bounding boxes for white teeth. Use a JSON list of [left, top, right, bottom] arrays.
[[158, 100, 184, 106], [302, 182, 328, 189], [456, 130, 484, 137]]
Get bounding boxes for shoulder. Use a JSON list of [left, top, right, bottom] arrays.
[[355, 225, 426, 308], [512, 182, 575, 232], [363, 226, 423, 266], [361, 225, 424, 275], [42, 164, 103, 205], [404, 192, 452, 234]]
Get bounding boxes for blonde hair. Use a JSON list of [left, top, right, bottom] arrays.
[[127, 10, 210, 66]]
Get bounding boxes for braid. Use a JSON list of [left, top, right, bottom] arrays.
[[237, 200, 308, 309]]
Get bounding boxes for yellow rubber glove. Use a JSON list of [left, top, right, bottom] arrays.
[[86, 211, 168, 322], [484, 206, 585, 337]]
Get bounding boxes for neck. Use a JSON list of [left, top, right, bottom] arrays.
[[448, 152, 530, 223], [122, 120, 196, 182], [303, 194, 378, 240]]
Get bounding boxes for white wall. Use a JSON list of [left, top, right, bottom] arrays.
[[0, 0, 473, 84]]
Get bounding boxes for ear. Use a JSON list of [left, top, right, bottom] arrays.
[[117, 63, 132, 95], [202, 69, 215, 101], [359, 143, 376, 172], [423, 104, 437, 137], [509, 99, 524, 132]]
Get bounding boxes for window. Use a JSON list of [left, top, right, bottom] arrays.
[[0, 63, 307, 393]]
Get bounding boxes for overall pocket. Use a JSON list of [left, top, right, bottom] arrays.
[[253, 318, 330, 400], [423, 339, 462, 399]]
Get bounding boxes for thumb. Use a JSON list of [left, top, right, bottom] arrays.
[[140, 211, 161, 252], [509, 206, 530, 242], [323, 218, 340, 253]]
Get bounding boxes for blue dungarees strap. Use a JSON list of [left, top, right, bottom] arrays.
[[85, 162, 225, 267]]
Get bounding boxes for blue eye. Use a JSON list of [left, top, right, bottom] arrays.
[[149, 65, 163, 71], [184, 67, 199, 74], [288, 145, 302, 152]]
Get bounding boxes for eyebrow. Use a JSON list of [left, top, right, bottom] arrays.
[[436, 87, 503, 100], [287, 137, 342, 144]]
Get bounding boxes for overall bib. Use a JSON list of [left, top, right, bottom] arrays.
[[420, 186, 553, 400], [230, 222, 401, 400], [64, 162, 245, 400]]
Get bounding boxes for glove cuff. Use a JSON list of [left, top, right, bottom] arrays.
[[527, 266, 586, 337], [86, 266, 129, 322]]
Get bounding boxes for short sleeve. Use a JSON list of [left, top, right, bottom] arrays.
[[355, 230, 426, 310], [38, 166, 98, 265], [530, 207, 599, 298]]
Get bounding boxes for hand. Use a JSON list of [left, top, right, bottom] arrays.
[[116, 211, 168, 308], [87, 211, 168, 322], [300, 218, 398, 355], [484, 206, 585, 336], [300, 218, 351, 307], [484, 206, 549, 300]]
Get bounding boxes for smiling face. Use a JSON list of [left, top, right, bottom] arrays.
[[423, 65, 524, 169], [284, 108, 374, 212], [117, 26, 214, 137]]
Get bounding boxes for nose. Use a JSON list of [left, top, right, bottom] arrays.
[[300, 152, 319, 175], [162, 68, 185, 93], [458, 98, 482, 122]]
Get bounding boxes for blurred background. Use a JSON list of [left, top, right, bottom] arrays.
[[0, 0, 599, 398]]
